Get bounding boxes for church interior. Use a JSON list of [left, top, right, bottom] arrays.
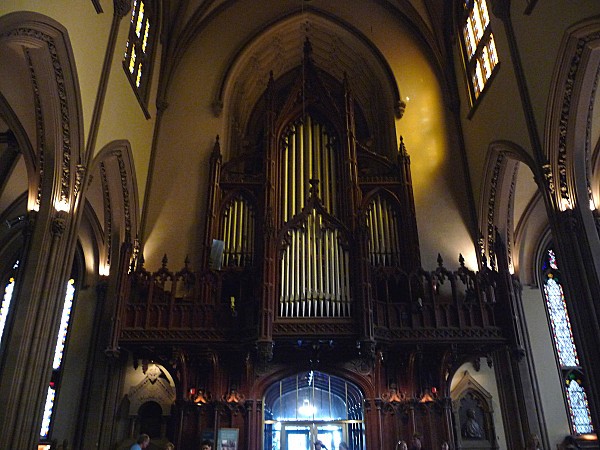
[[1, 0, 600, 449]]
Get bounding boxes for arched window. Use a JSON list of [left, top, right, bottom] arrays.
[[263, 371, 365, 450], [39, 276, 78, 442], [123, 0, 156, 116], [459, 0, 499, 104], [541, 248, 593, 434], [0, 260, 19, 348]]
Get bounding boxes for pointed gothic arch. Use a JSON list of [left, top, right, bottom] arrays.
[[545, 16, 600, 217], [0, 11, 84, 215], [217, 11, 403, 160], [89, 140, 141, 275], [479, 141, 542, 276]]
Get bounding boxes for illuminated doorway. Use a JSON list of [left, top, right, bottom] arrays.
[[263, 371, 365, 450]]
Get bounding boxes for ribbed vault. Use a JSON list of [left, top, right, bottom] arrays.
[[219, 10, 402, 153]]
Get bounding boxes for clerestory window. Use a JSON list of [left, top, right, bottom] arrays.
[[123, 0, 156, 117], [459, 0, 499, 105]]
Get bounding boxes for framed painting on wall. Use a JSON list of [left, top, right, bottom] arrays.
[[218, 428, 239, 450]]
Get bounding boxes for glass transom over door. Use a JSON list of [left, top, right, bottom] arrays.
[[264, 371, 365, 450]]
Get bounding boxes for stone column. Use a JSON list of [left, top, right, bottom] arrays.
[[0, 209, 77, 448]]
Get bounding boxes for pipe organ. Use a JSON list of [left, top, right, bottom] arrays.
[[279, 210, 351, 318], [366, 195, 401, 267], [220, 195, 255, 268], [117, 40, 513, 450], [202, 47, 420, 345], [280, 116, 338, 219], [277, 115, 350, 318]]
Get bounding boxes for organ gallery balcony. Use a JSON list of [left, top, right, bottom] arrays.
[[117, 253, 505, 347]]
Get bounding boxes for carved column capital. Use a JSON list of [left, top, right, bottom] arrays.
[[489, 0, 510, 22], [257, 340, 274, 363], [359, 340, 376, 362], [51, 211, 68, 237], [113, 0, 132, 19], [157, 100, 170, 114], [104, 347, 121, 362]]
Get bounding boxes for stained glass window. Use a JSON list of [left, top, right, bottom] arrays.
[[0, 260, 19, 347], [566, 376, 594, 434], [40, 385, 56, 440], [39, 278, 76, 441], [460, 0, 499, 103], [52, 279, 75, 369], [123, 0, 155, 113], [543, 276, 578, 367], [541, 248, 593, 434]]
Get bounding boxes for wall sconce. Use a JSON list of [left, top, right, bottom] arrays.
[[54, 198, 70, 212], [99, 263, 110, 277], [191, 388, 211, 405], [560, 197, 572, 211], [419, 387, 436, 403]]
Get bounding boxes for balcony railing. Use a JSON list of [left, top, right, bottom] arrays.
[[117, 253, 503, 345]]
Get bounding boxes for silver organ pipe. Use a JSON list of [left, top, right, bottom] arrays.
[[220, 196, 254, 267], [281, 118, 337, 218], [279, 220, 350, 318], [282, 135, 288, 223], [366, 195, 400, 267], [278, 115, 349, 318]]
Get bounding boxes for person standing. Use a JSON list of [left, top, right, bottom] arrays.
[[130, 434, 150, 450]]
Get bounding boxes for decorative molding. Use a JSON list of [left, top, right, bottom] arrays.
[[24, 47, 44, 207], [100, 162, 113, 266], [486, 152, 504, 266], [73, 164, 86, 199], [343, 357, 372, 375], [127, 364, 176, 416], [375, 327, 504, 342], [541, 163, 555, 195], [257, 340, 274, 363], [2, 27, 74, 205], [584, 63, 600, 203], [120, 329, 230, 341], [116, 151, 133, 238], [272, 321, 355, 335], [506, 166, 518, 271], [556, 31, 600, 207]]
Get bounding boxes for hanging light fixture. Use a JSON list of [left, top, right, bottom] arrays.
[[298, 398, 316, 416]]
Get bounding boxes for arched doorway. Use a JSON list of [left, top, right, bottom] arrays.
[[263, 371, 365, 450]]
